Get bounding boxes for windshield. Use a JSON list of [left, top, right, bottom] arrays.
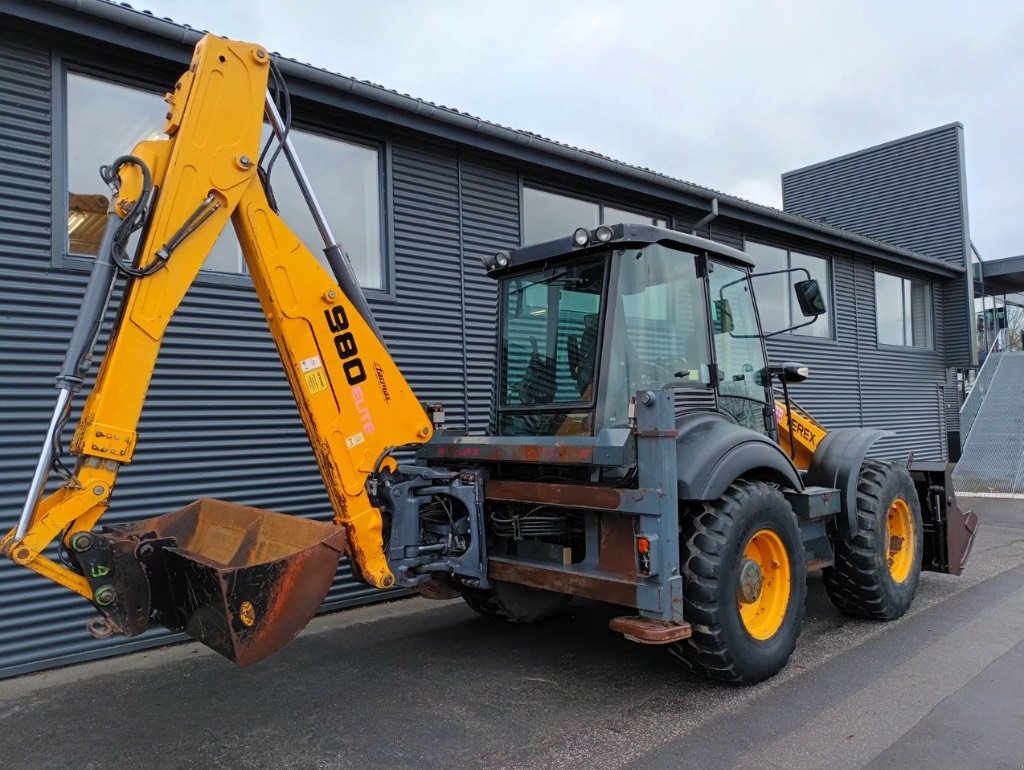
[[498, 257, 604, 435], [604, 245, 710, 427]]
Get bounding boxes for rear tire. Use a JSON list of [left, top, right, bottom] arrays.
[[671, 479, 806, 684], [823, 459, 922, 620], [462, 580, 571, 623]]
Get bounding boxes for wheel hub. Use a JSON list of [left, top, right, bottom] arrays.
[[886, 497, 915, 583], [738, 558, 763, 604]]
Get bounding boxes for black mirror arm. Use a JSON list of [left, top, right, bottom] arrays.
[[761, 313, 822, 339], [747, 266, 812, 282]]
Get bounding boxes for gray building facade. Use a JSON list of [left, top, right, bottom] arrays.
[[0, 0, 967, 676], [782, 123, 976, 453]]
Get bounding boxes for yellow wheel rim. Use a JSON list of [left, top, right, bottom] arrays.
[[738, 528, 791, 641], [886, 498, 915, 583]]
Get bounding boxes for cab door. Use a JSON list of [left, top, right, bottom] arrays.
[[706, 260, 774, 436]]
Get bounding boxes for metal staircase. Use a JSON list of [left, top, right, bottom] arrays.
[[953, 350, 1024, 495]]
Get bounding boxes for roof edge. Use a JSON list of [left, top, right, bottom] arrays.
[[781, 122, 965, 180]]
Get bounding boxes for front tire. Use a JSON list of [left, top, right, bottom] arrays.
[[823, 459, 922, 620], [671, 479, 806, 684]]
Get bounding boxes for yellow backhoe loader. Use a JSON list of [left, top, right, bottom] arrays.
[[2, 35, 978, 683]]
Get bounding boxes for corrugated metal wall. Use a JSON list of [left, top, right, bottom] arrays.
[[850, 258, 948, 460], [781, 124, 973, 371], [459, 157, 519, 433], [0, 32, 206, 674], [749, 237, 865, 431], [0, 33, 98, 677], [382, 143, 464, 423]]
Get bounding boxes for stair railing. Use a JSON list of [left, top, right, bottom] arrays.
[[960, 333, 1005, 444]]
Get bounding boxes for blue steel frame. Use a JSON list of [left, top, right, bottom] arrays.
[[632, 389, 684, 621]]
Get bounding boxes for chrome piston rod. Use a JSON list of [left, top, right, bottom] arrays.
[[263, 91, 384, 342], [14, 213, 122, 542], [15, 388, 72, 541]]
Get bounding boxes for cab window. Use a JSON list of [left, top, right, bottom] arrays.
[[604, 245, 711, 427], [498, 257, 604, 435]]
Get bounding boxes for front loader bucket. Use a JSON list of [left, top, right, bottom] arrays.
[[100, 499, 348, 667], [910, 461, 979, 576]]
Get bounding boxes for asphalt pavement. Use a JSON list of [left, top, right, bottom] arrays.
[[1, 498, 1022, 770]]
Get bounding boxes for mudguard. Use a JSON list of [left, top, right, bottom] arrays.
[[805, 427, 893, 538], [676, 411, 803, 501]]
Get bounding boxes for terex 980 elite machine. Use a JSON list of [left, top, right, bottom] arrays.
[[3, 35, 977, 683]]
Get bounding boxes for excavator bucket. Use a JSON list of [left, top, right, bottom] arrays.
[[93, 499, 348, 667]]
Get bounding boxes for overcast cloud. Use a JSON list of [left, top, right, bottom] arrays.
[[140, 0, 1024, 259]]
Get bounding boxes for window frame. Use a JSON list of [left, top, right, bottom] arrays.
[[52, 53, 395, 298], [873, 269, 935, 350], [519, 181, 669, 245], [742, 237, 835, 341]]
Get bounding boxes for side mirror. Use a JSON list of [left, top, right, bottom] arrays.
[[712, 299, 734, 334], [794, 279, 826, 317]]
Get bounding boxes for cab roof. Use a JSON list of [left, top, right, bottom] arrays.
[[486, 224, 755, 278]]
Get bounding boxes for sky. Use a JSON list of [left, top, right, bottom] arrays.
[[139, 0, 1024, 259]]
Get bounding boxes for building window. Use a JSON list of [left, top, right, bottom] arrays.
[[603, 205, 668, 229], [66, 73, 167, 258], [875, 271, 933, 348], [744, 241, 831, 338], [522, 186, 666, 244], [65, 71, 385, 288], [205, 128, 384, 287]]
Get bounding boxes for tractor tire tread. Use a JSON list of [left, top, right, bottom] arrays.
[[823, 459, 922, 620], [670, 479, 806, 685]]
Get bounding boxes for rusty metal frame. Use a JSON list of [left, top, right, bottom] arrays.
[[418, 428, 632, 466], [473, 391, 683, 622], [485, 480, 662, 514]]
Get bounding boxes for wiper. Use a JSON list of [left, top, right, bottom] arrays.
[[509, 269, 571, 296]]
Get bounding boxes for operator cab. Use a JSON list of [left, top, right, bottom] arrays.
[[485, 224, 823, 438]]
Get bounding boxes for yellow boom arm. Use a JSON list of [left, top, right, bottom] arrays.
[[2, 35, 432, 603]]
